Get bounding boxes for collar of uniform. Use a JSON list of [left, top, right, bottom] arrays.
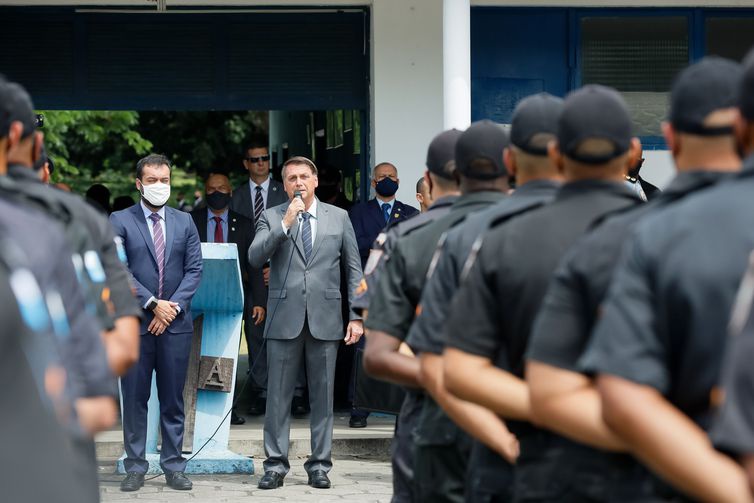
[[6, 164, 41, 184], [736, 153, 754, 178], [513, 178, 562, 196], [428, 195, 459, 210], [452, 190, 505, 208], [556, 179, 638, 202], [663, 170, 731, 199]]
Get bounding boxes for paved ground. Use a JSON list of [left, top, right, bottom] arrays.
[[99, 456, 393, 502]]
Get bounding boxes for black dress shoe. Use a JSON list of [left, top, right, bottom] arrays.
[[248, 397, 266, 416], [165, 471, 193, 490], [291, 396, 309, 418], [120, 472, 144, 492], [258, 471, 284, 489], [349, 415, 368, 428], [308, 469, 331, 489], [231, 410, 246, 425]]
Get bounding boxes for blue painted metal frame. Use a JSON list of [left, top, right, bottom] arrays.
[[472, 6, 754, 150]]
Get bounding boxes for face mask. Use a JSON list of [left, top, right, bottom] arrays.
[[375, 177, 399, 197], [316, 184, 338, 201], [140, 181, 170, 207], [206, 191, 231, 211]]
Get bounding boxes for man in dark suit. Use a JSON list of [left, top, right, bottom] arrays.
[[250, 156, 363, 490], [191, 173, 265, 425], [110, 153, 203, 493], [230, 137, 293, 415], [349, 162, 419, 268]]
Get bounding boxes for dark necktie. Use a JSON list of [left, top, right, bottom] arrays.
[[213, 216, 224, 243], [149, 213, 165, 297], [382, 203, 391, 223], [301, 212, 313, 262], [254, 186, 264, 224]]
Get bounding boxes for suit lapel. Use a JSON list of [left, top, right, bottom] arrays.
[[308, 200, 328, 263], [268, 181, 285, 208], [132, 204, 158, 265], [280, 204, 306, 261], [164, 208, 175, 266], [195, 211, 208, 242], [368, 199, 387, 230]]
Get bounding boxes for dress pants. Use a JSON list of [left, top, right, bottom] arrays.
[[263, 321, 339, 476], [243, 299, 307, 400], [121, 330, 192, 474]]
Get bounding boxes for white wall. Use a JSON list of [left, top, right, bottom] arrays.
[[371, 0, 445, 208]]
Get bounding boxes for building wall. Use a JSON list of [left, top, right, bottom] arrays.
[[371, 0, 445, 207]]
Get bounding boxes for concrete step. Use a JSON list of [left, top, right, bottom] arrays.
[[96, 412, 395, 461]]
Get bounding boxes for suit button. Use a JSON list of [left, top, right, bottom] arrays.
[[302, 289, 306, 295]]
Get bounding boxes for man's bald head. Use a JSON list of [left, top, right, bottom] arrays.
[[205, 173, 232, 194]]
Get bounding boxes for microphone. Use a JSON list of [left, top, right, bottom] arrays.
[[293, 190, 304, 222]]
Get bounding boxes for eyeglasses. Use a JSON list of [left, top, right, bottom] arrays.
[[245, 155, 270, 163]]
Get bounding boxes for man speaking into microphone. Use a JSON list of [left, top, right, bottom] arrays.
[[249, 156, 364, 490]]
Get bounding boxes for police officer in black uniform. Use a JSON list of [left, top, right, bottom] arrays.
[[443, 85, 642, 502], [407, 93, 564, 503], [370, 120, 510, 503], [524, 56, 743, 502], [0, 235, 88, 503], [360, 129, 461, 502], [582, 53, 754, 503], [0, 79, 140, 502], [712, 254, 754, 492]]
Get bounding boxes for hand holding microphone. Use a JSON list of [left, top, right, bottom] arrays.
[[283, 190, 306, 228]]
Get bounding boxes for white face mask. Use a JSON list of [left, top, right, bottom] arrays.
[[140, 181, 171, 207]]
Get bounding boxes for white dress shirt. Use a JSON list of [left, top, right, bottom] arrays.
[[282, 198, 318, 246], [250, 177, 271, 208]]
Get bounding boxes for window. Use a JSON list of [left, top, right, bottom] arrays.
[[706, 18, 754, 62], [581, 16, 688, 136]]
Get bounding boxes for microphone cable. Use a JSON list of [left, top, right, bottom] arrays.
[[142, 220, 301, 481]]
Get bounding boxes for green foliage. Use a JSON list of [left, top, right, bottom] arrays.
[[38, 110, 267, 205]]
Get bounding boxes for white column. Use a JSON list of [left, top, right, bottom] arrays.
[[371, 0, 444, 206], [443, 0, 471, 130]]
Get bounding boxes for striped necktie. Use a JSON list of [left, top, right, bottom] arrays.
[[301, 212, 313, 262], [254, 186, 264, 223], [149, 213, 165, 297]]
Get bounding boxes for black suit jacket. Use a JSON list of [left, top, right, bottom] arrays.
[[190, 208, 265, 308], [349, 198, 419, 268]]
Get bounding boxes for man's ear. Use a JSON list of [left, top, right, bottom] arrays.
[[6, 121, 23, 150], [503, 147, 517, 178], [547, 140, 564, 175], [40, 164, 51, 184], [662, 122, 680, 159], [626, 138, 642, 175]]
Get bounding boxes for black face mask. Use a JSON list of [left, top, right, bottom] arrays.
[[375, 177, 399, 197], [316, 184, 339, 201], [206, 191, 231, 211]]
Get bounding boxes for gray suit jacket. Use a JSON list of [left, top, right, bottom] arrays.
[[249, 199, 363, 341]]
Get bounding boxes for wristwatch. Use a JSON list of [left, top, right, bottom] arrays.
[[147, 298, 159, 311]]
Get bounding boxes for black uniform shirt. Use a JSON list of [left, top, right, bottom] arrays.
[[0, 193, 115, 399], [351, 195, 457, 316], [529, 171, 727, 371], [365, 191, 503, 343], [7, 165, 141, 326], [447, 180, 639, 376], [711, 261, 754, 456], [407, 180, 560, 356], [582, 159, 754, 429]]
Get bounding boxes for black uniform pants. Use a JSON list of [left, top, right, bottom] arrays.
[[465, 441, 514, 503], [391, 392, 422, 503]]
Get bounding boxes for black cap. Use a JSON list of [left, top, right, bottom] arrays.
[[511, 93, 564, 156], [558, 85, 632, 164], [670, 56, 742, 136], [0, 81, 36, 139], [426, 129, 462, 180], [455, 120, 509, 180], [739, 48, 754, 121]]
